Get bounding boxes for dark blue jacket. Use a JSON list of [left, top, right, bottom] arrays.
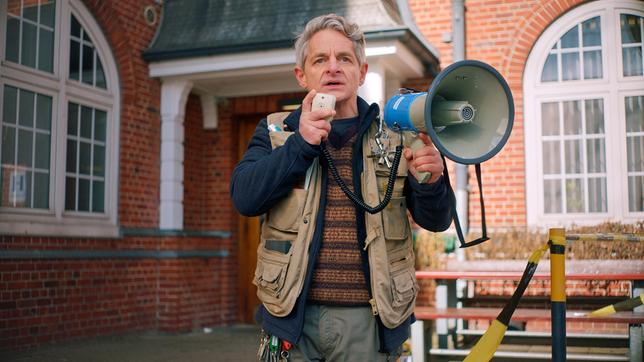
[[230, 97, 452, 352]]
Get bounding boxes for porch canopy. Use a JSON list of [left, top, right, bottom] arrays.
[[144, 0, 440, 229]]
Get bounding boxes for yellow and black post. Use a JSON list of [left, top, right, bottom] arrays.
[[549, 228, 566, 361]]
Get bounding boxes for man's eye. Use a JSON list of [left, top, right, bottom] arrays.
[[340, 56, 352, 63], [314, 58, 325, 64]]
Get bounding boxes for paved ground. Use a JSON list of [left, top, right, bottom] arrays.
[[1, 325, 261, 362]]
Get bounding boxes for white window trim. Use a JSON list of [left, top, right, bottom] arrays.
[[0, 0, 120, 237], [525, 0, 644, 228]]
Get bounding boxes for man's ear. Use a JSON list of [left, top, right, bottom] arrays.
[[294, 67, 308, 89], [359, 63, 368, 86]]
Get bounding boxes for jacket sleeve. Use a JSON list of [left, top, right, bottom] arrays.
[[405, 175, 453, 232], [230, 118, 320, 216]]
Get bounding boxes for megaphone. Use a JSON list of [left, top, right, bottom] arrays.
[[384, 60, 514, 248]]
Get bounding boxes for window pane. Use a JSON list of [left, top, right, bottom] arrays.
[[79, 142, 91, 175], [21, 22, 38, 69], [40, 1, 56, 28], [562, 53, 580, 80], [22, 2, 38, 22], [67, 102, 78, 135], [34, 133, 50, 169], [80, 106, 92, 139], [95, 110, 106, 142], [565, 178, 584, 212], [623, 47, 644, 77], [71, 15, 81, 38], [541, 102, 559, 135], [583, 50, 602, 79], [588, 177, 607, 213], [1, 126, 16, 164], [544, 179, 562, 214], [621, 14, 642, 44], [36, 94, 52, 130], [17, 129, 33, 167], [65, 177, 75, 210], [625, 96, 644, 133], [33, 171, 49, 209], [563, 100, 582, 135], [627, 136, 644, 172], [542, 140, 561, 174], [585, 99, 604, 134], [586, 138, 605, 173], [38, 28, 54, 73], [66, 139, 76, 173], [561, 26, 579, 48], [69, 40, 80, 81], [1, 168, 29, 207], [78, 178, 90, 211], [582, 17, 601, 46], [82, 45, 94, 85], [629, 176, 644, 212], [6, 17, 20, 63], [3, 86, 18, 124], [93, 145, 105, 177], [19, 89, 35, 127], [96, 59, 106, 89], [92, 181, 104, 212], [565, 140, 582, 174], [541, 54, 558, 82]]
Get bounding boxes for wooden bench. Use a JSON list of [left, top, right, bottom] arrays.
[[410, 260, 644, 362]]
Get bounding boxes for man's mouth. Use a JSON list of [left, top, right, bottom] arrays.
[[324, 81, 343, 87]]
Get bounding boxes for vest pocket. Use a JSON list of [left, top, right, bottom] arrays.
[[391, 270, 417, 308], [266, 189, 306, 233], [254, 246, 290, 299], [381, 196, 409, 241], [389, 248, 418, 308]]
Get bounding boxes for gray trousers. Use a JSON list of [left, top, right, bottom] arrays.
[[288, 305, 403, 362]]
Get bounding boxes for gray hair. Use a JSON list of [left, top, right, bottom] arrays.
[[294, 14, 366, 69]]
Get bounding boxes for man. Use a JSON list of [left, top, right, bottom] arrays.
[[230, 13, 451, 361]]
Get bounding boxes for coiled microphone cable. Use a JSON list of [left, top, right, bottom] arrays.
[[320, 138, 403, 214]]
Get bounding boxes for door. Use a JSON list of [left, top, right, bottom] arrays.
[[236, 115, 262, 323]]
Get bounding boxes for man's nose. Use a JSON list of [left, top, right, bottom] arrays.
[[326, 58, 340, 72]]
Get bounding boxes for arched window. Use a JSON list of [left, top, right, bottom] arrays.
[[524, 0, 644, 227], [0, 0, 120, 236]]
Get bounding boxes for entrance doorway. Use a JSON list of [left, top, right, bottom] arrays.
[[236, 115, 262, 323]]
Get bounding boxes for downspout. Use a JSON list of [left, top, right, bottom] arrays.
[[453, 0, 469, 246]]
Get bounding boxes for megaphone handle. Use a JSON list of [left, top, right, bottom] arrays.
[[409, 136, 432, 183]]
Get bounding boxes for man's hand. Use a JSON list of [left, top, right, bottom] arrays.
[[299, 90, 335, 145], [403, 133, 443, 184]]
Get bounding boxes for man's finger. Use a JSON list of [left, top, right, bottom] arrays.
[[418, 132, 434, 147], [301, 89, 317, 112]]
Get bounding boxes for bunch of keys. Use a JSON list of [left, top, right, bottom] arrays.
[[258, 330, 292, 362], [370, 116, 396, 168]]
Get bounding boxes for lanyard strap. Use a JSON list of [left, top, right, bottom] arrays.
[[441, 155, 489, 248]]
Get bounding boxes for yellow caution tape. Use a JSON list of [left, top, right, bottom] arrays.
[[463, 319, 507, 362]]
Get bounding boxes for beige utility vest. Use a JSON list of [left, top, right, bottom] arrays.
[[253, 113, 418, 329]]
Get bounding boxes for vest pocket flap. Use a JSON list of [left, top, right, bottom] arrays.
[[393, 272, 414, 293], [391, 270, 416, 308], [266, 189, 306, 233], [269, 131, 293, 149]]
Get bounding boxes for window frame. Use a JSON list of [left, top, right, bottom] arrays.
[[0, 0, 120, 237], [525, 0, 644, 228]]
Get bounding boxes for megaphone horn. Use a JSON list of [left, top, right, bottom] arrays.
[[383, 60, 515, 248]]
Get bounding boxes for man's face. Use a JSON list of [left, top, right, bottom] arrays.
[[294, 29, 368, 106]]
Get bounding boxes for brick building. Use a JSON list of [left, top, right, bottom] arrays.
[[1, 0, 642, 351]]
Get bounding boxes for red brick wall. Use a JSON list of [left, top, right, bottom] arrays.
[[1, 0, 238, 351], [409, 0, 586, 228]]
